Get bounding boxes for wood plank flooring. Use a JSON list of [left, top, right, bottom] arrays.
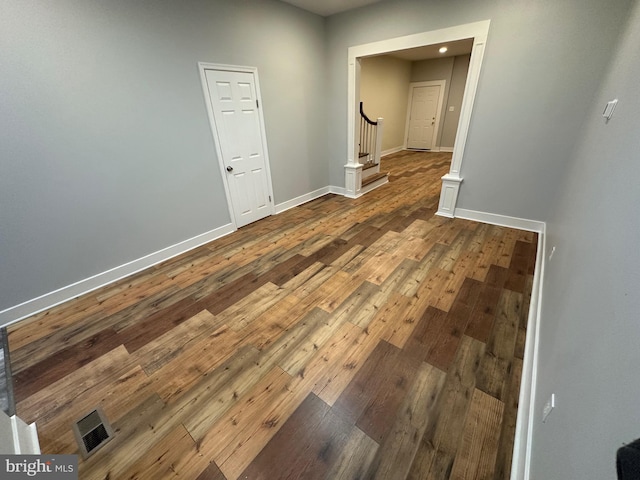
[[7, 151, 537, 479], [0, 328, 15, 416]]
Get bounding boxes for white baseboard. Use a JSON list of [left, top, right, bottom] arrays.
[[329, 185, 347, 196], [0, 223, 235, 328], [510, 223, 546, 480], [439, 147, 454, 153], [381, 146, 404, 157], [406, 147, 443, 153], [275, 186, 331, 214], [454, 208, 545, 233], [360, 176, 389, 195], [1, 411, 41, 454], [12, 416, 40, 454]]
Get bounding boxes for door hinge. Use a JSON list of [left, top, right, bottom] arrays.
[[256, 99, 259, 108], [269, 195, 271, 202]]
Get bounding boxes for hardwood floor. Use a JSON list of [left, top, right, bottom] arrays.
[[7, 151, 537, 479], [0, 328, 15, 416]]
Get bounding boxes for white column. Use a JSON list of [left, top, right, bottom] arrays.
[[344, 163, 363, 198], [344, 56, 364, 198], [436, 37, 486, 217], [436, 174, 463, 218], [0, 410, 40, 454]]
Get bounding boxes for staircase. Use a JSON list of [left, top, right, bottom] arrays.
[[359, 102, 388, 192]]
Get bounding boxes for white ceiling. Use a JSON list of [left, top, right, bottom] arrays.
[[279, 0, 385, 17], [385, 38, 474, 62]]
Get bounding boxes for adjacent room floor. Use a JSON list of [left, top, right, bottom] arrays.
[[7, 151, 537, 479], [0, 328, 15, 416]]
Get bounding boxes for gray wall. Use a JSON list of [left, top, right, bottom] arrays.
[[0, 0, 327, 312], [441, 54, 470, 148], [531, 0, 640, 477], [325, 0, 632, 220]]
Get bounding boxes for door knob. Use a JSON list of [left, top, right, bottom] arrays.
[[226, 166, 233, 172]]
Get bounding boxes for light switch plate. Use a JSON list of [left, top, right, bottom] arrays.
[[603, 99, 618, 121], [542, 393, 555, 423]]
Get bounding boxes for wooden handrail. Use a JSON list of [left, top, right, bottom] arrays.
[[359, 102, 378, 126]]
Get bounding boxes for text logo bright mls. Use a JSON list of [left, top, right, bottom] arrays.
[[0, 455, 77, 479], [6, 458, 53, 475]]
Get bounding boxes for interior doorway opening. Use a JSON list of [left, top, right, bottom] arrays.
[[345, 21, 490, 218]]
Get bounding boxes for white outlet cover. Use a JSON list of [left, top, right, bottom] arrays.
[[603, 99, 618, 120], [542, 393, 555, 423]]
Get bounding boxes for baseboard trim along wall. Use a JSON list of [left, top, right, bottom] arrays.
[[510, 223, 545, 480], [454, 208, 545, 233], [329, 185, 347, 196], [0, 223, 235, 328], [453, 207, 545, 480], [0, 410, 40, 454], [381, 146, 404, 157], [439, 147, 454, 153], [274, 186, 331, 214]]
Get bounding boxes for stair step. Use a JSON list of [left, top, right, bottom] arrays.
[[362, 162, 379, 171], [362, 172, 388, 187]]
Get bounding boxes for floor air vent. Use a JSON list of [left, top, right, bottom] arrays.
[[72, 408, 114, 458]]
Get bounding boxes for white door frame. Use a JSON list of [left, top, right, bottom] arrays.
[[345, 20, 490, 215], [404, 80, 446, 151], [198, 62, 275, 229]]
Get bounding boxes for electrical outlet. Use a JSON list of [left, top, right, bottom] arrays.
[[603, 99, 618, 121], [542, 393, 555, 423], [548, 246, 556, 262]]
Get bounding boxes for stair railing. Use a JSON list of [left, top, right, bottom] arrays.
[[359, 102, 383, 170]]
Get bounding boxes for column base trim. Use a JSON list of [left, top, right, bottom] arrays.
[[436, 174, 463, 218]]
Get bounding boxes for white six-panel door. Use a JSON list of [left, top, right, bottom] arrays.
[[203, 67, 273, 228], [407, 84, 441, 150]]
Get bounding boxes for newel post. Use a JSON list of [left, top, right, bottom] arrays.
[[375, 118, 384, 165]]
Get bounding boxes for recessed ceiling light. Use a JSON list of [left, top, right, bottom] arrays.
[[439, 46, 448, 54]]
